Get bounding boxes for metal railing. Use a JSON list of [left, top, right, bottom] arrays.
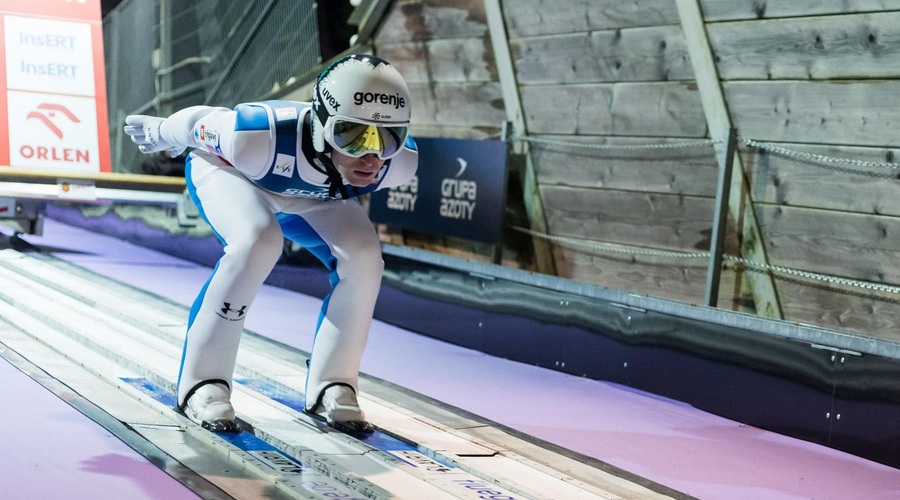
[[104, 0, 321, 173]]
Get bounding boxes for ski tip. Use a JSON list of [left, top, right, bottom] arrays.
[[301, 408, 376, 438], [331, 420, 376, 438], [200, 418, 242, 434]]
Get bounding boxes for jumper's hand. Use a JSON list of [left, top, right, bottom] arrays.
[[124, 115, 186, 156]]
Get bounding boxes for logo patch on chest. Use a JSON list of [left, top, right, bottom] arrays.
[[273, 153, 295, 178]]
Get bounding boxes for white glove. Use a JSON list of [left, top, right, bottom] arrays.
[[124, 115, 186, 156]]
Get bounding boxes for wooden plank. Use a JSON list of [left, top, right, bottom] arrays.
[[551, 245, 748, 309], [486, 0, 556, 275], [376, 42, 430, 82], [510, 26, 693, 84], [378, 37, 497, 83], [530, 135, 719, 196], [756, 204, 900, 284], [502, 0, 680, 37], [699, 0, 900, 21], [541, 185, 716, 251], [776, 278, 900, 342], [742, 142, 900, 216], [385, 230, 536, 270], [375, 0, 488, 45], [409, 124, 503, 139], [519, 82, 708, 136], [408, 81, 506, 128], [0, 166, 185, 191], [709, 12, 900, 80], [725, 80, 900, 147]]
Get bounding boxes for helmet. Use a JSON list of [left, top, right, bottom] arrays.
[[311, 54, 411, 160]]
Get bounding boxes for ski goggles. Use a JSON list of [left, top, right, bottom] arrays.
[[324, 116, 409, 160]]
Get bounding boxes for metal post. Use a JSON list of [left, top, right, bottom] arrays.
[[704, 127, 737, 307], [156, 0, 172, 116]]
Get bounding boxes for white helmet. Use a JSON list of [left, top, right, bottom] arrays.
[[311, 54, 411, 159]]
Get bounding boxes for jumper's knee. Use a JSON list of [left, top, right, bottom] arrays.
[[338, 237, 384, 283], [222, 222, 283, 272]]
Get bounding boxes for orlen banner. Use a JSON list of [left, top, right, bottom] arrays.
[[0, 0, 110, 172]]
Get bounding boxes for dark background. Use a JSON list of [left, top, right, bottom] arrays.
[[101, 0, 354, 61]]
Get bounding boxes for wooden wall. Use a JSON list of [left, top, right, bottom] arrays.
[[371, 0, 900, 341], [375, 0, 505, 139], [503, 0, 738, 308], [701, 1, 900, 340]]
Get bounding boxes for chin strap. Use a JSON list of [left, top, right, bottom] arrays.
[[304, 111, 353, 200], [313, 150, 350, 200]]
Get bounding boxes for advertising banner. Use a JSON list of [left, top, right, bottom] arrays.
[[369, 137, 508, 244], [0, 0, 110, 172]]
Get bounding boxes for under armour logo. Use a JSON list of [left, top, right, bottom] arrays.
[[27, 103, 80, 139], [218, 302, 247, 320]]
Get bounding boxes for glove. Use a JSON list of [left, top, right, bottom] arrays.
[[124, 115, 186, 156]]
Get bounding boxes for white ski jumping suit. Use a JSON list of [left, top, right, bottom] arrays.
[[161, 100, 417, 411]]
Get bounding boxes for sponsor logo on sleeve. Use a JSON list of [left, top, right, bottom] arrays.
[[197, 125, 223, 155], [274, 107, 298, 122]]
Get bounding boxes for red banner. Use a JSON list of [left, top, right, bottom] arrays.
[[0, 0, 110, 172], [0, 0, 101, 21]]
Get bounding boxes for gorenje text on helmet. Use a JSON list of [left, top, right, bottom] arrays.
[[353, 91, 406, 109]]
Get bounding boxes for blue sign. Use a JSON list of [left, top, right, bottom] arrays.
[[370, 137, 508, 244]]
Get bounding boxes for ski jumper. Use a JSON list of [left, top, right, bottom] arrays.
[[161, 100, 418, 411]]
